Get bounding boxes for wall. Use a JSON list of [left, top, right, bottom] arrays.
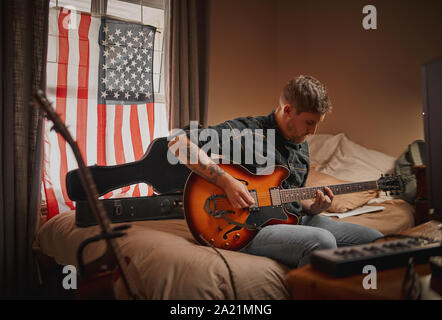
[[207, 0, 278, 123], [207, 0, 442, 157]]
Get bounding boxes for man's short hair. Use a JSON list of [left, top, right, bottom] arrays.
[[280, 75, 332, 114]]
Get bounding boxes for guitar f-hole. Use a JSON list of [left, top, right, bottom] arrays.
[[222, 225, 242, 240], [235, 177, 249, 186]]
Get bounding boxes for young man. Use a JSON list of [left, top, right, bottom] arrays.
[[169, 75, 383, 268]]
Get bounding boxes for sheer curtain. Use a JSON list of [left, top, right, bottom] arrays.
[[164, 0, 210, 129], [0, 0, 48, 298]]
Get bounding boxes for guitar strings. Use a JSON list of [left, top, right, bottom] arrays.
[[206, 193, 316, 204], [205, 189, 345, 208], [206, 182, 379, 204]]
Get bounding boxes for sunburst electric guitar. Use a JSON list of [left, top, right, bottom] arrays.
[[184, 164, 404, 251]]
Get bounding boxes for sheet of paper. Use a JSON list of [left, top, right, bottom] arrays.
[[322, 205, 385, 219]]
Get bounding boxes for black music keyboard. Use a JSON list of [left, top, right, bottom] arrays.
[[310, 237, 442, 277]]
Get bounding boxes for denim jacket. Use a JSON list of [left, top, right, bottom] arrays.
[[186, 111, 310, 216]]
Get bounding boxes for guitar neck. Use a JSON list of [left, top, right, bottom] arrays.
[[279, 180, 378, 204], [33, 90, 144, 299]]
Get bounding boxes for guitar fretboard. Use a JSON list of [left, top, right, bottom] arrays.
[[279, 181, 378, 203]]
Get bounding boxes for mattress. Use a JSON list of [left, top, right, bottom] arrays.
[[35, 212, 291, 299], [34, 198, 414, 299]]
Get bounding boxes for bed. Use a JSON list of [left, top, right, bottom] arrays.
[[34, 133, 415, 299]]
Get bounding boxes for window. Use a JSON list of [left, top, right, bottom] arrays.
[[44, 0, 168, 217]]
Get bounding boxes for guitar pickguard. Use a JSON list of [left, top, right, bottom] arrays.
[[245, 205, 288, 228]]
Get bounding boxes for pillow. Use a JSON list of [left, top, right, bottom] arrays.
[[315, 134, 396, 182], [306, 166, 380, 213], [305, 133, 345, 166]]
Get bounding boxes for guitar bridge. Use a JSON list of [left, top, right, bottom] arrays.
[[204, 194, 234, 217], [204, 190, 259, 215]]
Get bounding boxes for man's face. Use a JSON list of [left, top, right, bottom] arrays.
[[284, 108, 325, 143]]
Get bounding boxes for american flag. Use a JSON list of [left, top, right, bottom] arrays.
[[44, 7, 168, 219]]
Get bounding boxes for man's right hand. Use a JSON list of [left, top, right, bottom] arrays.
[[218, 175, 255, 209], [169, 133, 255, 209]]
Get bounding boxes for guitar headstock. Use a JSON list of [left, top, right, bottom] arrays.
[[377, 174, 404, 195]]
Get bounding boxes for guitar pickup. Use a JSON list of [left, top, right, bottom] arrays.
[[249, 190, 259, 211], [270, 187, 282, 206]]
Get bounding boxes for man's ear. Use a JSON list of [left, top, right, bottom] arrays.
[[283, 104, 294, 117]]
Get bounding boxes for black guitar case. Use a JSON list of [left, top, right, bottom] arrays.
[[75, 193, 184, 227], [66, 137, 191, 227], [66, 137, 191, 200]]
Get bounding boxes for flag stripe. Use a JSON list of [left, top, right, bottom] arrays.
[[56, 9, 75, 211], [86, 15, 101, 167], [44, 184, 59, 218], [137, 103, 150, 196], [146, 103, 155, 195], [147, 103, 155, 143], [130, 105, 144, 160], [43, 127, 61, 218], [114, 105, 130, 194], [121, 105, 136, 196], [64, 12, 80, 196], [114, 105, 126, 165], [97, 104, 107, 166], [76, 12, 91, 163], [102, 105, 115, 199], [114, 105, 131, 195], [130, 105, 144, 197]]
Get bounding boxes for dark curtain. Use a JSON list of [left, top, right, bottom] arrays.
[[0, 0, 48, 298], [164, 0, 210, 129]]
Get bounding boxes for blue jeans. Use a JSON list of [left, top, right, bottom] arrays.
[[240, 214, 384, 268]]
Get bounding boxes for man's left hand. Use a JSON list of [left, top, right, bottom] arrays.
[[307, 187, 334, 215]]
